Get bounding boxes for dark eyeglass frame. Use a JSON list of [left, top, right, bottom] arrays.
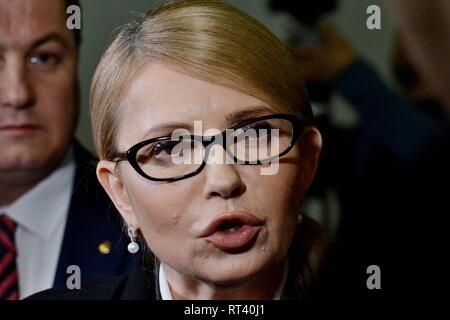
[[113, 113, 303, 182]]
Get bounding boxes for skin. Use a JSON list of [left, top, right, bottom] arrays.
[[0, 0, 78, 206], [97, 63, 322, 300]]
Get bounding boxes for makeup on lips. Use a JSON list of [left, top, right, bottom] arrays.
[[200, 211, 264, 252]]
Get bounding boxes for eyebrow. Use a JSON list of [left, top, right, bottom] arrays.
[[0, 32, 72, 54], [29, 33, 72, 52], [224, 105, 274, 126], [140, 105, 275, 141], [140, 122, 193, 141]]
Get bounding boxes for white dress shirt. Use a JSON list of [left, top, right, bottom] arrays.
[[159, 260, 288, 300], [0, 148, 75, 299]]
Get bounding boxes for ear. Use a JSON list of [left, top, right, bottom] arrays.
[[96, 160, 140, 229], [297, 126, 323, 195]]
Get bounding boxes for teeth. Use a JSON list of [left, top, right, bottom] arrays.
[[224, 226, 241, 232]]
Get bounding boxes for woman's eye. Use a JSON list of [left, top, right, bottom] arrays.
[[137, 139, 194, 165], [236, 122, 273, 140], [152, 141, 176, 156], [243, 121, 272, 132], [253, 125, 271, 136]]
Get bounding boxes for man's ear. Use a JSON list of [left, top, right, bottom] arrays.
[[298, 126, 323, 194], [96, 160, 139, 229]]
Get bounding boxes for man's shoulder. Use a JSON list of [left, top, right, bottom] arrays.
[[26, 273, 128, 300], [27, 265, 156, 300]]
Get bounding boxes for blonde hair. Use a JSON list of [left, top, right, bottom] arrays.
[[90, 0, 313, 160]]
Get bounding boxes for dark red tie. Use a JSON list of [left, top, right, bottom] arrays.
[[0, 214, 19, 300]]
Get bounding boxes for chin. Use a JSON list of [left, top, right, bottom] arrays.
[[4, 150, 62, 175], [199, 253, 270, 286]]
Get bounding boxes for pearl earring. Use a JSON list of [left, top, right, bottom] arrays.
[[297, 213, 303, 224], [127, 225, 139, 254]]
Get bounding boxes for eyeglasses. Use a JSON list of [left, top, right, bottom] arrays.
[[113, 114, 303, 182]]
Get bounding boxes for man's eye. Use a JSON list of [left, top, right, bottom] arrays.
[[29, 53, 60, 70]]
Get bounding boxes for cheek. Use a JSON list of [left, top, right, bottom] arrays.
[[244, 162, 301, 243], [125, 177, 195, 248], [250, 161, 302, 214], [34, 63, 78, 135]]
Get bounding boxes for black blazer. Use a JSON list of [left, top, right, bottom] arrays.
[[51, 140, 138, 288]]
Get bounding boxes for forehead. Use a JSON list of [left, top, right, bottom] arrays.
[[0, 0, 71, 50], [118, 63, 273, 144]]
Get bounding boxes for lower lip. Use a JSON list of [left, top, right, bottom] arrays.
[[205, 225, 261, 252], [0, 126, 40, 136]]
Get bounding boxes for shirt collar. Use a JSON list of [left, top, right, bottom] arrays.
[[159, 263, 173, 300], [0, 147, 75, 239]]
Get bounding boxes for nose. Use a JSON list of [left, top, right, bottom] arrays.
[[0, 58, 34, 109], [202, 163, 246, 199], [202, 146, 246, 199]]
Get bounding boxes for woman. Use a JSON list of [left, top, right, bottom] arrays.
[[30, 0, 327, 300]]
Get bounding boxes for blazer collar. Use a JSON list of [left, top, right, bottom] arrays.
[[121, 264, 158, 300]]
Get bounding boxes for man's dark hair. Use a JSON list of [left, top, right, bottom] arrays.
[[64, 0, 81, 47]]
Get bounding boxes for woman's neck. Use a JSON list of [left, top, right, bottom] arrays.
[[162, 260, 287, 300]]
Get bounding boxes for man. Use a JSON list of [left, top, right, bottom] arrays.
[[0, 0, 136, 300]]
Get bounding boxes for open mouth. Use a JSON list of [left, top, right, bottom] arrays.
[[217, 221, 244, 233], [200, 212, 264, 252]]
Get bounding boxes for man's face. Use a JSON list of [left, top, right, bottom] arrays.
[[0, 0, 78, 180]]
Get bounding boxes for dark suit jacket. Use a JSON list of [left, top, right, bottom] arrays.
[[51, 140, 138, 288]]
